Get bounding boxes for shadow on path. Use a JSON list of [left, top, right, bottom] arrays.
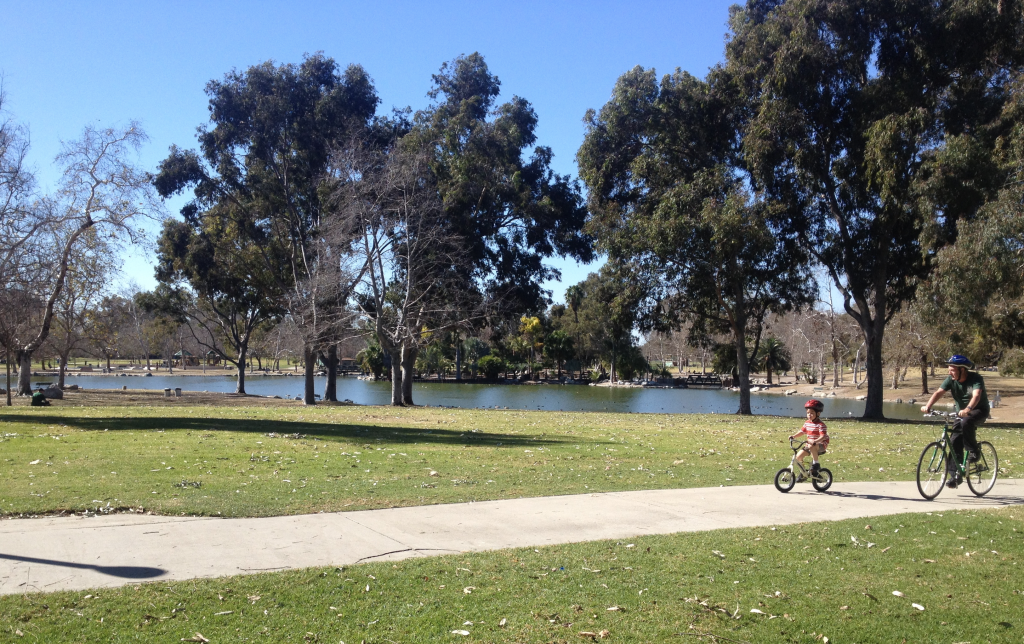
[[0, 553, 165, 579], [826, 489, 1024, 506], [0, 414, 578, 448]]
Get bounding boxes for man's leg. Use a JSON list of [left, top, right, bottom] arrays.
[[962, 409, 986, 461]]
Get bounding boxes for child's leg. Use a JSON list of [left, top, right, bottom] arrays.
[[809, 443, 820, 463], [794, 448, 809, 468]]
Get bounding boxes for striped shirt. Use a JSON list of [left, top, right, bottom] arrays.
[[802, 420, 829, 443]]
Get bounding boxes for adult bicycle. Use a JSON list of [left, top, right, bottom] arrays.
[[916, 411, 998, 500]]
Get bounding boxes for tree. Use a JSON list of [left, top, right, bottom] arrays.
[[86, 295, 132, 374], [154, 53, 379, 405], [151, 212, 285, 393], [405, 53, 594, 315], [578, 66, 814, 413], [341, 143, 472, 404], [728, 0, 1024, 417], [11, 124, 159, 394], [543, 329, 575, 378], [754, 337, 791, 385]]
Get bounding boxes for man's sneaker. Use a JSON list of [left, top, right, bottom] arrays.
[[968, 450, 980, 463], [946, 473, 962, 488]]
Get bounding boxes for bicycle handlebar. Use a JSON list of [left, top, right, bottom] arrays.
[[923, 411, 958, 419]]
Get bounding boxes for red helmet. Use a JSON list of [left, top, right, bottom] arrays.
[[804, 399, 824, 412]]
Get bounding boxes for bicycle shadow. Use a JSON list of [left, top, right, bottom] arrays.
[[822, 489, 1024, 506], [0, 552, 165, 579]]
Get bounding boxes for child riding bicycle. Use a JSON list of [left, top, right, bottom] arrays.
[[789, 399, 829, 481], [921, 354, 990, 488]]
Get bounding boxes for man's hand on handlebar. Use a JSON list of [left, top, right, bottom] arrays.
[[920, 405, 931, 413]]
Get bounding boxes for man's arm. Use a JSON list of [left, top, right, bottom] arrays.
[[921, 388, 946, 413], [959, 388, 983, 418]]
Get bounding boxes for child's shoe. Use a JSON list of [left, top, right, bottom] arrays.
[[811, 463, 821, 477]]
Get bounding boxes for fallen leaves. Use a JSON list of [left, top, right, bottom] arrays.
[[181, 634, 209, 643]]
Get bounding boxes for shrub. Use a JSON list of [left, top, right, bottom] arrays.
[[477, 355, 506, 380], [999, 349, 1024, 377]]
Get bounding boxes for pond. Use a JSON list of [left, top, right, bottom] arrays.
[[46, 372, 929, 420]]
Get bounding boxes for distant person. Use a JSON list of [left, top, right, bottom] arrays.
[[789, 399, 829, 481], [31, 388, 51, 407], [921, 354, 989, 487]]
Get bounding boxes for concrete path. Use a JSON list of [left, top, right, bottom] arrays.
[[3, 480, 1023, 596]]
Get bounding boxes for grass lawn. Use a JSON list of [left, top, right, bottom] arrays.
[[2, 509, 1022, 642], [0, 392, 1021, 517]]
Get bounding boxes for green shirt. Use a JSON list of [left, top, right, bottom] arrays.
[[30, 391, 48, 406], [940, 372, 989, 412]]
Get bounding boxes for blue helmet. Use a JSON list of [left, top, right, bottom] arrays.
[[946, 354, 974, 368]]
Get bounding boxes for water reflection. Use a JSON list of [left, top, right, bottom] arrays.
[[51, 373, 927, 419]]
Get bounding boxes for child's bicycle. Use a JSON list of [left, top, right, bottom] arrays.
[[916, 411, 998, 500], [774, 438, 833, 493]]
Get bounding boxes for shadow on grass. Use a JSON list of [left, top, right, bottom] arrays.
[[0, 553, 165, 579], [0, 414, 576, 448]]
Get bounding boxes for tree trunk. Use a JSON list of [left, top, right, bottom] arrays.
[[324, 344, 338, 402], [862, 331, 885, 418], [766, 363, 773, 385], [390, 357, 403, 405], [920, 351, 929, 394], [455, 340, 462, 381], [17, 350, 32, 395], [734, 331, 752, 415], [58, 352, 70, 389], [303, 345, 316, 405], [236, 344, 247, 395], [401, 344, 417, 406], [6, 348, 12, 406], [831, 342, 840, 388], [610, 350, 617, 384]]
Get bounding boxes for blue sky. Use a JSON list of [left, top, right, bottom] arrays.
[[1, 0, 736, 302]]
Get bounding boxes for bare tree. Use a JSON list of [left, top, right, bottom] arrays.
[[51, 233, 116, 387], [10, 124, 161, 394], [336, 146, 481, 405]]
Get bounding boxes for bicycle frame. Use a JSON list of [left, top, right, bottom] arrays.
[[787, 439, 818, 479], [924, 412, 971, 476]]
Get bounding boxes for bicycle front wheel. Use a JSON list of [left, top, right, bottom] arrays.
[[916, 442, 947, 500], [774, 468, 795, 493], [966, 441, 998, 497]]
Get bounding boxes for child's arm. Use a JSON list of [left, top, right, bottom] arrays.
[[789, 429, 806, 440]]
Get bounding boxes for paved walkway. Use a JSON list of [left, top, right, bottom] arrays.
[[3, 480, 1023, 595]]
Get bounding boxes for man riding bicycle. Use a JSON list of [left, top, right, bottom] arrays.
[[920, 355, 990, 488]]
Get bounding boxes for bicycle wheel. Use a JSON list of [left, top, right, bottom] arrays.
[[916, 442, 947, 500], [774, 468, 795, 493], [812, 468, 833, 492], [966, 442, 998, 497]]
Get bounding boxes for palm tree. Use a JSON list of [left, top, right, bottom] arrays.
[[755, 337, 791, 385]]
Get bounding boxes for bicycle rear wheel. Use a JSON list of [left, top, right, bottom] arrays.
[[965, 441, 998, 497], [916, 442, 947, 500], [812, 468, 833, 492]]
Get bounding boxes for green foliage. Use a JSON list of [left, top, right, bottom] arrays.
[[356, 341, 386, 380], [711, 342, 737, 376], [477, 354, 506, 380], [999, 349, 1024, 377], [405, 53, 594, 313], [727, 0, 1024, 416], [578, 63, 814, 411], [754, 337, 792, 384], [543, 329, 575, 373]]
